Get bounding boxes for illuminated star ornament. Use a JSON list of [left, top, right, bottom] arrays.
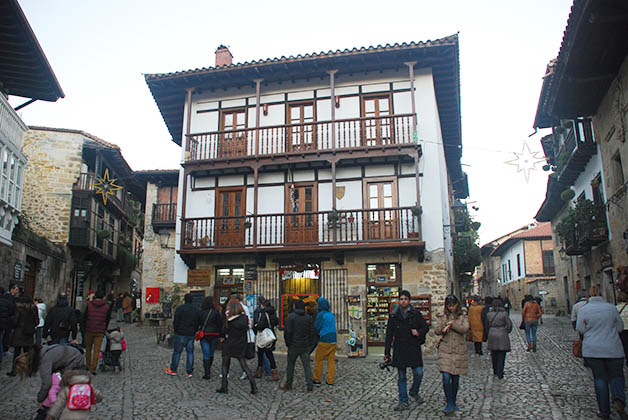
[[94, 169, 123, 205], [505, 141, 546, 183]]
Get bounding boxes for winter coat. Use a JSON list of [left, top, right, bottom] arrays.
[[106, 329, 124, 351], [384, 305, 430, 368], [44, 299, 78, 342], [172, 303, 200, 337], [284, 308, 316, 350], [12, 301, 39, 347], [198, 307, 223, 337], [486, 307, 512, 351], [253, 306, 279, 351], [122, 296, 133, 314], [37, 345, 86, 403], [576, 296, 624, 358], [522, 301, 542, 323], [83, 299, 110, 334], [0, 294, 13, 330], [114, 296, 123, 310], [434, 309, 469, 376], [468, 303, 484, 343], [221, 314, 249, 359], [47, 370, 103, 420], [314, 298, 337, 343]]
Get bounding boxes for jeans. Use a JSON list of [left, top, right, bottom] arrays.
[[257, 347, 277, 369], [442, 372, 460, 408], [200, 336, 218, 361], [285, 346, 313, 389], [117, 308, 123, 322], [491, 350, 507, 378], [524, 321, 538, 344], [397, 366, 424, 403], [585, 357, 626, 415], [474, 342, 483, 354], [313, 342, 336, 384], [262, 353, 272, 374], [111, 350, 121, 368], [170, 335, 194, 374], [84, 332, 104, 373]]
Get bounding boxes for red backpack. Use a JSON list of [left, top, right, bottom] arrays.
[[67, 383, 97, 410]]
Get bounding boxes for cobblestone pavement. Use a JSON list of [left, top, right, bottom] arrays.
[[1, 313, 626, 419]]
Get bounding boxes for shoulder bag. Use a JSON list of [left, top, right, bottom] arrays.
[[194, 309, 213, 341], [255, 312, 277, 349], [572, 333, 583, 358]]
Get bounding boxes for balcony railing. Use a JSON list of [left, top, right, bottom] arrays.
[[0, 94, 28, 149], [187, 114, 415, 162], [72, 173, 134, 216], [152, 203, 177, 225], [182, 207, 421, 250]]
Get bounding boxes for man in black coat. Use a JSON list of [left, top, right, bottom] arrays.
[[165, 293, 200, 377], [280, 299, 316, 391], [384, 290, 430, 411], [0, 287, 11, 364], [2, 283, 18, 354], [43, 294, 78, 345]]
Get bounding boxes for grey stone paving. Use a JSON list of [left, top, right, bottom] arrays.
[[0, 313, 625, 419]]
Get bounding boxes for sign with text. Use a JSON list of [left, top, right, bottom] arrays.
[[14, 263, 22, 280], [187, 269, 212, 287], [244, 264, 257, 281]]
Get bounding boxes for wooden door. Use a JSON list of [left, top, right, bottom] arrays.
[[23, 256, 38, 298], [286, 184, 318, 243], [215, 187, 245, 247], [287, 103, 316, 152], [219, 109, 247, 158], [365, 179, 398, 240], [362, 95, 392, 146]]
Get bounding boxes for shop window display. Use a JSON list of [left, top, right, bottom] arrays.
[[366, 263, 400, 345], [280, 263, 320, 327]]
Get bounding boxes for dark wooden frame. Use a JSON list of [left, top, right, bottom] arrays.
[[285, 100, 318, 153], [214, 186, 247, 247], [284, 181, 319, 244]]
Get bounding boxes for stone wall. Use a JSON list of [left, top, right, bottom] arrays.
[[21, 130, 83, 244]]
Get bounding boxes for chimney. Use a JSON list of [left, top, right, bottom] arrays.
[[215, 45, 233, 67]]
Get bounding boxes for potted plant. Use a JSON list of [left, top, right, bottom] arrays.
[[560, 188, 575, 202], [410, 205, 422, 216], [97, 229, 111, 240]]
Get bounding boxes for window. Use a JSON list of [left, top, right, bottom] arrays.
[[362, 95, 392, 146], [508, 260, 512, 280], [612, 152, 625, 191], [542, 250, 555, 275], [516, 254, 521, 277]]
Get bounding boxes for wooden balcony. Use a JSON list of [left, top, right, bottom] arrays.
[[72, 173, 134, 216], [181, 207, 422, 253], [152, 203, 177, 232], [187, 114, 416, 163], [68, 225, 118, 261], [556, 120, 597, 185]]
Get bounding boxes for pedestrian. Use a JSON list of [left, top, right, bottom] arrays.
[[480, 296, 493, 342], [45, 369, 104, 419], [114, 294, 123, 322], [82, 290, 111, 375], [35, 298, 46, 347], [503, 296, 511, 315], [280, 299, 316, 392], [384, 290, 429, 411], [485, 298, 512, 380], [7, 294, 39, 376], [535, 296, 544, 324], [216, 298, 257, 394], [434, 295, 469, 416], [617, 291, 628, 366], [468, 297, 484, 355], [105, 327, 124, 374], [106, 289, 115, 306], [234, 294, 254, 380], [576, 286, 628, 420], [522, 295, 542, 352], [253, 298, 279, 381], [198, 296, 222, 380], [35, 371, 62, 420], [3, 283, 18, 354], [313, 297, 337, 386], [44, 295, 78, 345], [252, 296, 272, 376], [122, 292, 133, 324], [572, 292, 587, 329], [13, 343, 86, 406], [0, 287, 12, 366], [164, 293, 200, 377]]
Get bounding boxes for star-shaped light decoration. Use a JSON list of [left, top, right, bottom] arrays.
[[94, 168, 123, 205], [504, 141, 547, 183]]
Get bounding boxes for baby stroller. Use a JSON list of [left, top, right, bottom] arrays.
[[99, 328, 125, 372]]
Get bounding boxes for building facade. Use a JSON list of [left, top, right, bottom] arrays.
[[145, 36, 468, 352]]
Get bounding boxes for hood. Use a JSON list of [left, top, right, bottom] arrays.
[[393, 304, 415, 317], [293, 308, 306, 315], [91, 299, 107, 307], [61, 370, 92, 386], [317, 297, 330, 312]]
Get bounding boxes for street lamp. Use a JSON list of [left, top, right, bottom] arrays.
[[158, 229, 171, 249]]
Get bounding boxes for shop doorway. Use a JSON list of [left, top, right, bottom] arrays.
[[23, 256, 39, 298], [366, 263, 400, 345], [279, 263, 320, 328], [214, 267, 245, 307]]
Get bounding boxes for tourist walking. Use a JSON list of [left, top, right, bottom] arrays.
[[480, 296, 493, 342], [313, 297, 337, 386], [216, 299, 257, 394], [522, 295, 543, 352], [617, 291, 628, 366], [82, 290, 111, 375], [572, 292, 587, 329], [434, 295, 469, 416], [253, 296, 272, 376], [198, 296, 222, 380], [2, 283, 18, 354], [105, 327, 124, 374], [46, 369, 104, 419], [577, 286, 628, 420], [122, 292, 133, 323], [280, 299, 316, 392], [253, 298, 279, 381], [7, 294, 39, 376], [384, 290, 429, 411], [468, 297, 484, 355], [485, 298, 512, 379], [165, 293, 200, 377], [44, 294, 78, 345], [114, 293, 123, 322], [35, 298, 46, 346], [0, 287, 12, 367]]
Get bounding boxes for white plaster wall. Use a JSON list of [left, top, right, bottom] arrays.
[[570, 148, 607, 225], [194, 177, 215, 188], [186, 190, 214, 218], [500, 241, 526, 284], [292, 170, 315, 182], [259, 172, 284, 184], [398, 178, 418, 207], [365, 165, 395, 177], [337, 167, 361, 179], [335, 180, 362, 210], [258, 186, 284, 214], [319, 183, 332, 211], [217, 175, 245, 187], [393, 91, 413, 114]]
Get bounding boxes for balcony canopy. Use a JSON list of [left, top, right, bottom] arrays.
[[0, 0, 64, 102]]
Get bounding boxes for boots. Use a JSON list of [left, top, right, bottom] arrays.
[[526, 342, 532, 352], [270, 369, 279, 381], [532, 344, 537, 352], [253, 366, 263, 378], [203, 359, 212, 380], [250, 381, 258, 395]]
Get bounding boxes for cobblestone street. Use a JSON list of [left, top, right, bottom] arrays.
[[1, 312, 625, 420]]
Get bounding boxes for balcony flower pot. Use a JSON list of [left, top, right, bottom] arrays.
[[243, 221, 252, 229], [97, 229, 111, 240], [408, 232, 419, 238], [410, 205, 422, 216]]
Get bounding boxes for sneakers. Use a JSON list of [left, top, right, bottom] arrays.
[[613, 399, 628, 420], [164, 368, 177, 376], [312, 380, 322, 385], [240, 372, 247, 380], [219, 373, 230, 378], [409, 393, 424, 404], [187, 373, 193, 378], [393, 402, 409, 411]]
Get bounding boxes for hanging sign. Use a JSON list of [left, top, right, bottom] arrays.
[[245, 264, 257, 281], [187, 269, 212, 286]]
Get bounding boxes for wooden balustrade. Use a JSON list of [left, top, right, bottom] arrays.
[[73, 173, 95, 191], [182, 207, 421, 250], [187, 114, 415, 161], [152, 203, 177, 224]]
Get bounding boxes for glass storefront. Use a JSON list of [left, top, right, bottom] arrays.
[[279, 263, 320, 328], [215, 266, 244, 306], [366, 263, 400, 345]]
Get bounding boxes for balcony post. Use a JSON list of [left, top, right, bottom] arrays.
[[329, 70, 338, 151], [414, 150, 421, 238], [332, 160, 337, 245], [254, 79, 263, 155], [184, 88, 193, 155], [404, 62, 417, 131], [253, 166, 259, 248]]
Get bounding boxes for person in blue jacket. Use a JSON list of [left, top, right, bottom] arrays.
[[313, 297, 337, 385]]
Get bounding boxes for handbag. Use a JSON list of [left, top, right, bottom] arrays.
[[572, 334, 583, 358], [121, 338, 127, 351], [255, 313, 277, 349], [195, 309, 213, 341]]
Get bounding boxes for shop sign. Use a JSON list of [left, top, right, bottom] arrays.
[[14, 263, 22, 280], [245, 264, 257, 281], [187, 269, 212, 286]]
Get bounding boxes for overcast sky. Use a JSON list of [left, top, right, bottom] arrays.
[[11, 0, 572, 244]]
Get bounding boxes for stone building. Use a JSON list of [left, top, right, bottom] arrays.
[[21, 127, 145, 307], [533, 0, 628, 305], [0, 0, 64, 298]]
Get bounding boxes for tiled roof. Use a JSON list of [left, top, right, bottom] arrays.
[[28, 126, 119, 150], [512, 222, 552, 239]]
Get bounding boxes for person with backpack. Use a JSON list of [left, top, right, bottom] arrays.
[[253, 299, 279, 381], [313, 297, 337, 386], [45, 369, 103, 420], [7, 294, 39, 376], [280, 299, 316, 392], [44, 295, 78, 345]]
